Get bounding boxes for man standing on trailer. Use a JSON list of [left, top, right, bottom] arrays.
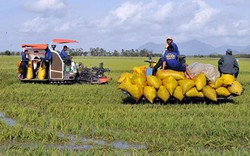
[[19, 49, 29, 79]]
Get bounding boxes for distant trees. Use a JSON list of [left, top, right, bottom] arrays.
[[70, 47, 155, 57], [4, 50, 11, 56], [1, 48, 250, 58], [0, 50, 20, 56]]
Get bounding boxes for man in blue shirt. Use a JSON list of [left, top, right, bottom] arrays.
[[218, 49, 239, 78], [41, 47, 52, 67], [162, 44, 184, 71], [153, 36, 180, 74], [40, 47, 52, 79], [20, 49, 29, 79], [60, 45, 69, 59], [162, 44, 193, 79], [60, 45, 71, 65], [164, 36, 179, 55]]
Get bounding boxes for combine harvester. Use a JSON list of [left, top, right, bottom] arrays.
[[17, 39, 110, 84], [118, 57, 243, 104]]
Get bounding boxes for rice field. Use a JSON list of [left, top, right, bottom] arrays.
[[0, 55, 249, 155]]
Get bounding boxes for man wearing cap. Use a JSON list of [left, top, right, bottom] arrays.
[[218, 49, 239, 78], [153, 36, 180, 74], [19, 49, 29, 79]]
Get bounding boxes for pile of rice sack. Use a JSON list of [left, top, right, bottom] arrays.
[[118, 66, 243, 103]]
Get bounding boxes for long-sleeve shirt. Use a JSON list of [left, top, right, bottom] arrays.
[[21, 52, 29, 61], [163, 51, 180, 67], [171, 42, 179, 55], [45, 48, 52, 60], [60, 49, 70, 59], [218, 55, 239, 75], [163, 42, 180, 56]]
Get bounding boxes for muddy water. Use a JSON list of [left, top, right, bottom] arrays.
[[0, 113, 146, 150], [0, 112, 16, 126], [57, 132, 147, 150]]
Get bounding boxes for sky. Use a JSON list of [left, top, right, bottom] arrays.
[[0, 0, 250, 52]]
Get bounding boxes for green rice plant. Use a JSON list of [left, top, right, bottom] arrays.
[[0, 56, 249, 155]]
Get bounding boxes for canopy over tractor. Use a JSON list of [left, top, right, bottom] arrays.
[[17, 39, 110, 84], [52, 38, 78, 44]]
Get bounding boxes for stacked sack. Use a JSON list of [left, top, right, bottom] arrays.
[[118, 67, 243, 103]]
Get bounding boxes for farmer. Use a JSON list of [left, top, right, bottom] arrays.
[[162, 44, 193, 79], [218, 49, 239, 78], [19, 49, 29, 79], [60, 45, 71, 65], [40, 47, 52, 79], [153, 36, 180, 74], [41, 47, 52, 67]]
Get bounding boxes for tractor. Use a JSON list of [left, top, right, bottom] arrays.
[[17, 39, 110, 84]]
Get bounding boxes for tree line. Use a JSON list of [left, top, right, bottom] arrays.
[[194, 54, 250, 58], [0, 48, 162, 57], [1, 48, 250, 58]]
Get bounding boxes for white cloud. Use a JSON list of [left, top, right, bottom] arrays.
[[220, 0, 250, 6], [233, 20, 250, 36], [99, 2, 144, 28], [17, 0, 250, 50], [178, 0, 219, 33], [20, 17, 49, 33], [153, 3, 173, 22], [97, 1, 174, 34], [22, 0, 67, 13]]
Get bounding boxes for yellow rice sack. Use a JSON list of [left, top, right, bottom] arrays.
[[133, 66, 147, 75], [156, 69, 185, 80], [195, 73, 207, 91], [118, 77, 132, 91], [131, 73, 147, 86], [127, 84, 144, 102], [16, 60, 22, 74], [227, 81, 243, 96], [209, 77, 224, 89], [216, 87, 231, 97], [26, 61, 33, 79], [178, 79, 195, 94], [173, 86, 184, 101], [221, 74, 235, 86], [144, 86, 156, 103], [16, 60, 21, 67], [162, 76, 178, 95], [147, 75, 162, 89], [118, 72, 132, 83], [202, 85, 217, 101], [157, 86, 170, 103], [186, 87, 204, 98], [37, 64, 46, 80]]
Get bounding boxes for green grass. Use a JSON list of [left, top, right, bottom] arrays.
[[0, 55, 249, 155]]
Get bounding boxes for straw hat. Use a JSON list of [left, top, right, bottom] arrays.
[[167, 36, 173, 40], [164, 36, 173, 49]]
